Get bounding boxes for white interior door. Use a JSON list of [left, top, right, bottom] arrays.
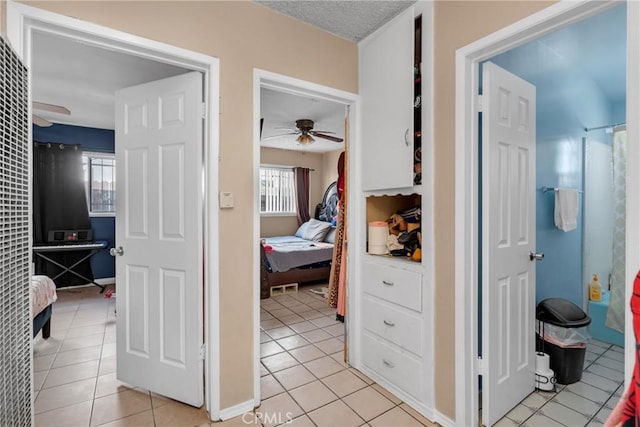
[[114, 71, 204, 407], [482, 62, 536, 426]]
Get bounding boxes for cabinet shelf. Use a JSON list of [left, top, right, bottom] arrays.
[[364, 253, 424, 272]]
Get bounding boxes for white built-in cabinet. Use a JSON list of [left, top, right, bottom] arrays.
[[360, 7, 415, 191], [352, 1, 435, 420]]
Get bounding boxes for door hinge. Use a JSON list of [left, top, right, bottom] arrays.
[[200, 102, 206, 119], [476, 356, 484, 375], [199, 343, 206, 360], [476, 94, 484, 112]]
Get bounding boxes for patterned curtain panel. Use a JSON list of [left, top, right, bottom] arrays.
[[606, 129, 627, 333]]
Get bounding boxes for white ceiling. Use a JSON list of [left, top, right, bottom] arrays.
[[260, 88, 345, 154], [31, 31, 189, 130]]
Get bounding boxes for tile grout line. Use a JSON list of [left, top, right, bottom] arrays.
[[261, 286, 432, 427]]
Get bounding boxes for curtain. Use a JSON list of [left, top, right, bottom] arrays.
[[606, 129, 626, 333], [294, 167, 310, 225], [33, 142, 94, 287]]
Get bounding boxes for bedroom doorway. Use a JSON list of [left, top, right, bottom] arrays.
[[252, 70, 358, 408], [7, 1, 221, 419]]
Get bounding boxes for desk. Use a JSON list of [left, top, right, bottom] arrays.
[[33, 241, 108, 292]]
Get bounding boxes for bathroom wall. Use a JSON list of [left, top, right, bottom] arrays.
[[33, 123, 115, 280], [488, 7, 625, 307]]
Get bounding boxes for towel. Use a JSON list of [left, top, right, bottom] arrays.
[[554, 188, 579, 232]]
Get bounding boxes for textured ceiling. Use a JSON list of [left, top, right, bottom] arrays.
[[254, 0, 416, 41]]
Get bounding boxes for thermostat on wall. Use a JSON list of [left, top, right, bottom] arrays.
[[219, 192, 234, 208]]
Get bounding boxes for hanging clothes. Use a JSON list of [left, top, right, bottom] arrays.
[[328, 147, 347, 321], [328, 199, 345, 311]]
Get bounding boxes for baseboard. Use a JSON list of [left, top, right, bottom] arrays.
[[218, 399, 255, 421], [432, 410, 456, 427]]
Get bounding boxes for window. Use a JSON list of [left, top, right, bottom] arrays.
[[260, 166, 296, 215], [82, 152, 116, 216]]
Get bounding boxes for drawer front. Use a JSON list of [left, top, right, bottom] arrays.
[[363, 262, 422, 312], [362, 332, 421, 399], [363, 296, 422, 356]]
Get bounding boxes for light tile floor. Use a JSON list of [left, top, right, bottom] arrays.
[[33, 284, 438, 427], [496, 340, 625, 426], [35, 284, 622, 426], [33, 285, 211, 427], [251, 284, 439, 427]]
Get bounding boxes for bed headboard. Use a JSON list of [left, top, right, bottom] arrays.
[[315, 181, 339, 223]]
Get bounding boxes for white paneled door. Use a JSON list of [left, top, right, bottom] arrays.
[[114, 72, 204, 407], [482, 62, 537, 426]]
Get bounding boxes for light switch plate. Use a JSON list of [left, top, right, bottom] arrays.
[[220, 192, 234, 208]]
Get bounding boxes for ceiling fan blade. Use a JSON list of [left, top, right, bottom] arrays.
[[33, 101, 71, 115], [261, 132, 299, 141], [311, 132, 343, 143], [310, 130, 336, 134], [32, 114, 53, 127], [274, 127, 298, 132]]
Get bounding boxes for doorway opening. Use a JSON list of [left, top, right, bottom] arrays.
[[252, 70, 358, 410], [455, 1, 639, 426], [7, 1, 221, 420]]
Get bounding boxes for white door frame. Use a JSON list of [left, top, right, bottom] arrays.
[[252, 69, 359, 409], [454, 1, 639, 425], [6, 1, 222, 419]]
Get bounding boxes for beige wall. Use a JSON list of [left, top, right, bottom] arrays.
[[2, 0, 565, 420], [432, 0, 555, 419], [260, 147, 326, 237], [322, 149, 342, 192], [12, 0, 357, 409], [0, 1, 5, 34]]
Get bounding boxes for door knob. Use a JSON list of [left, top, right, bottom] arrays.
[[529, 251, 544, 261], [110, 246, 124, 257]]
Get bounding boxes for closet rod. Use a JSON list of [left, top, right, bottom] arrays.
[[584, 122, 626, 132]]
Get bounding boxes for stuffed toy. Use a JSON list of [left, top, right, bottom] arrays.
[[387, 206, 422, 261]]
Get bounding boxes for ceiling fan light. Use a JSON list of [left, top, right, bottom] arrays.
[[297, 133, 315, 145]]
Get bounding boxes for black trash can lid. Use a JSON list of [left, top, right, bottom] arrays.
[[536, 298, 591, 327]]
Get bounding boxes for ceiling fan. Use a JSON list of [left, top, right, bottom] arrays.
[[32, 101, 71, 127], [262, 119, 343, 145]]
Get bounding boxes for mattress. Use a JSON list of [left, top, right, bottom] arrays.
[[263, 236, 333, 273], [31, 275, 57, 318]]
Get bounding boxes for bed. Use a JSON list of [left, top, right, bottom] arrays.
[[31, 275, 57, 339], [260, 182, 339, 299]]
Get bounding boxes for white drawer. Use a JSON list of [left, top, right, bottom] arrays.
[[363, 262, 422, 312], [362, 332, 421, 399], [362, 296, 422, 356]]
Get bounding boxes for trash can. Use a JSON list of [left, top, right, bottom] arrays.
[[536, 298, 591, 385]]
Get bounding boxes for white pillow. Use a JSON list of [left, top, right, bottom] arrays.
[[301, 219, 333, 242], [294, 222, 309, 238], [324, 227, 337, 244]]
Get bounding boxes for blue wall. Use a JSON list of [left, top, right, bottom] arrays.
[[489, 33, 624, 308], [33, 124, 115, 279]]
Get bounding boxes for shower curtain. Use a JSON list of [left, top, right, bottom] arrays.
[[606, 128, 626, 333]]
